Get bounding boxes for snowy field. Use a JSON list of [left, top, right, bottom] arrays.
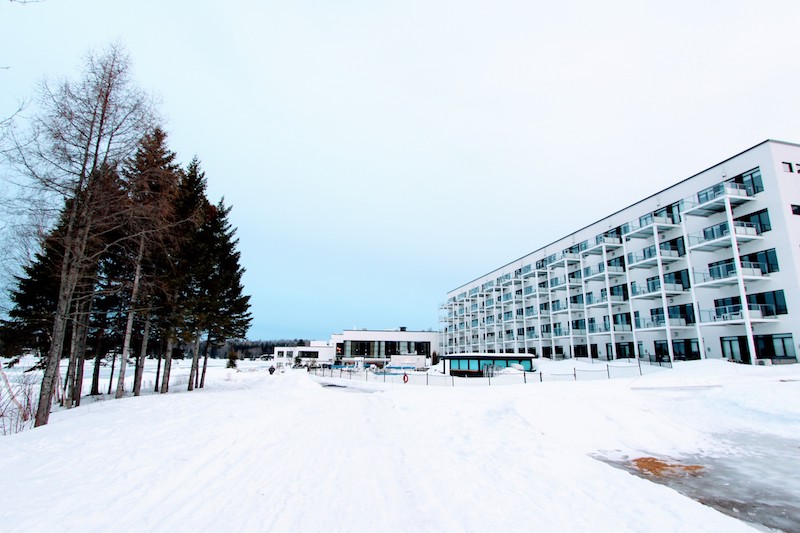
[[1, 357, 799, 532]]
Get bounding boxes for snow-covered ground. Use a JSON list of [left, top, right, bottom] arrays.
[[1, 357, 798, 532]]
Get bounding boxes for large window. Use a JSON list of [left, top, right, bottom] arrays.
[[670, 304, 695, 324], [721, 336, 750, 363], [672, 339, 700, 360], [735, 208, 771, 233], [755, 334, 796, 359], [662, 236, 686, 256], [714, 290, 787, 316], [731, 168, 764, 195], [748, 290, 787, 315], [740, 248, 779, 274]]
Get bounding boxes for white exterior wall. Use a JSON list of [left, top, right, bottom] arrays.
[[272, 344, 335, 366], [331, 329, 440, 358], [442, 140, 800, 364]]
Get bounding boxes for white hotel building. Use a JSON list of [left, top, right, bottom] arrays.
[[440, 140, 800, 365]]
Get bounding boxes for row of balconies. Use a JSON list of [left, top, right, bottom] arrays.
[[447, 306, 773, 346], [444, 258, 771, 317], [445, 179, 762, 309]]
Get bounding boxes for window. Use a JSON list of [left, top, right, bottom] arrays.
[[783, 162, 794, 173], [755, 334, 796, 359], [662, 236, 686, 256], [792, 205, 800, 215], [672, 339, 700, 361], [668, 304, 695, 325], [714, 290, 787, 316], [739, 248, 779, 274], [731, 168, 764, 195], [735, 208, 771, 233], [747, 290, 788, 315]]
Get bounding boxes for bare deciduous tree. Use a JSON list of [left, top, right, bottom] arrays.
[[4, 43, 154, 426]]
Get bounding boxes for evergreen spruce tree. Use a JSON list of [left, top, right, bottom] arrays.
[[155, 157, 207, 393], [115, 127, 181, 398], [198, 198, 252, 387]]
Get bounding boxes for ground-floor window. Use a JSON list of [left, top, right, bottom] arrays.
[[654, 340, 669, 361], [721, 336, 750, 364], [672, 339, 700, 360], [755, 333, 796, 359]]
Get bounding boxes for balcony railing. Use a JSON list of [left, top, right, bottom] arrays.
[[625, 214, 681, 237], [687, 221, 759, 248], [694, 261, 768, 285], [698, 303, 777, 323]]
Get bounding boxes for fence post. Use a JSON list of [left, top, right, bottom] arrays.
[[638, 357, 642, 376], [606, 364, 610, 379], [426, 373, 429, 386]]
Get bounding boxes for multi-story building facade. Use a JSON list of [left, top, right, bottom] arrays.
[[440, 140, 800, 365]]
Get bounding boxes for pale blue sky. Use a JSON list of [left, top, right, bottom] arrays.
[[3, 1, 800, 340]]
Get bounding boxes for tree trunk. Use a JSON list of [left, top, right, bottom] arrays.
[[199, 331, 211, 388], [63, 305, 80, 408], [133, 310, 151, 396], [107, 348, 116, 395], [90, 329, 105, 396], [73, 293, 93, 407], [115, 237, 145, 399], [160, 334, 174, 393], [154, 349, 162, 392], [188, 334, 201, 391], [35, 261, 79, 425]]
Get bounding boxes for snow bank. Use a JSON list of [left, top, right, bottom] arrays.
[[2, 358, 797, 532]]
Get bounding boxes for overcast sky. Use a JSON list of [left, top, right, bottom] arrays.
[[3, 1, 800, 340]]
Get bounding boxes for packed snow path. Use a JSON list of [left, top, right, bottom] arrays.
[[2, 360, 797, 532]]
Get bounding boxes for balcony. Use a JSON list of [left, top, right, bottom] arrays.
[[693, 261, 768, 288], [698, 304, 779, 324], [634, 317, 689, 330], [588, 323, 632, 334], [583, 236, 623, 255], [687, 222, 762, 251], [630, 282, 687, 299], [625, 215, 681, 239], [583, 264, 626, 281], [585, 294, 628, 308], [500, 275, 522, 287], [555, 252, 581, 263], [682, 182, 755, 217], [523, 285, 548, 299], [501, 293, 523, 305], [627, 247, 682, 269]]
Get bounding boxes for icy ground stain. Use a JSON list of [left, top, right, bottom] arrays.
[[597, 432, 800, 532]]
